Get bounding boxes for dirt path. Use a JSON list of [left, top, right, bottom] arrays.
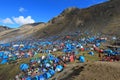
[[50, 61, 120, 80]]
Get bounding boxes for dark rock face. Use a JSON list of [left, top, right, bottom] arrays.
[[0, 26, 11, 32]]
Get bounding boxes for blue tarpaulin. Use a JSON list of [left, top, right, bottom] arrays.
[[38, 75, 45, 80], [0, 52, 4, 57], [44, 72, 52, 79], [48, 69, 55, 76], [95, 43, 101, 47], [0, 59, 8, 64], [55, 65, 63, 72], [26, 77, 32, 80], [79, 56, 85, 63], [20, 63, 29, 71], [88, 52, 94, 56]]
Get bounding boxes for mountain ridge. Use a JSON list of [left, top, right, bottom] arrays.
[[0, 0, 120, 42], [34, 0, 120, 39], [0, 25, 11, 32]]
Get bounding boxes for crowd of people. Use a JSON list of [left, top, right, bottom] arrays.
[[0, 32, 119, 80]]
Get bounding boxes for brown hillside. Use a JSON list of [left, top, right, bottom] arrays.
[[51, 62, 120, 80], [0, 26, 11, 32], [35, 0, 120, 38], [0, 0, 120, 41]]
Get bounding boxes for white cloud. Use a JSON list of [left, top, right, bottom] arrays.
[[1, 18, 14, 24], [19, 7, 26, 13], [13, 16, 35, 25]]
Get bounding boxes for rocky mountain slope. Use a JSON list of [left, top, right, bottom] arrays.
[[0, 0, 120, 42], [0, 25, 11, 32], [0, 22, 45, 42], [51, 62, 120, 80], [35, 0, 120, 38]]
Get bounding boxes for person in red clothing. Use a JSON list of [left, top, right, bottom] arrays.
[[99, 49, 103, 53], [70, 54, 74, 62], [80, 46, 84, 51], [70, 53, 75, 62], [81, 48, 84, 51]]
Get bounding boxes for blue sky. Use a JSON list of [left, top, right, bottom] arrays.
[[0, 0, 108, 28]]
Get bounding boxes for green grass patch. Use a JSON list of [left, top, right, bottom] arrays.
[[0, 51, 100, 80]]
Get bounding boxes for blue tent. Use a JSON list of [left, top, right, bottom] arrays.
[[38, 74, 45, 80], [20, 63, 29, 71], [45, 50, 49, 54], [34, 76, 39, 80], [55, 65, 63, 72], [45, 63, 51, 68], [24, 53, 29, 58], [44, 72, 52, 79], [79, 56, 85, 63], [0, 57, 2, 59], [2, 43, 11, 47], [54, 58, 60, 63], [88, 52, 94, 56], [42, 68, 47, 72], [113, 52, 119, 55], [20, 48, 24, 51], [3, 55, 9, 59], [77, 43, 82, 48], [101, 39, 106, 42], [34, 52, 38, 56], [48, 69, 55, 76], [66, 43, 72, 49], [30, 59, 35, 63], [0, 52, 4, 57], [0, 59, 8, 64], [48, 54, 55, 61], [26, 76, 32, 80], [95, 40, 101, 43], [104, 49, 114, 56], [44, 59, 49, 64], [95, 43, 101, 47], [88, 37, 95, 42]]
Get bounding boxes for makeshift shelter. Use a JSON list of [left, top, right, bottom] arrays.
[[55, 65, 63, 72], [26, 76, 32, 80], [0, 59, 8, 64], [95, 43, 101, 47], [43, 72, 52, 79], [79, 56, 85, 63], [104, 49, 114, 56], [20, 63, 29, 71], [38, 74, 45, 80], [88, 51, 94, 56], [0, 51, 4, 59], [48, 69, 55, 76]]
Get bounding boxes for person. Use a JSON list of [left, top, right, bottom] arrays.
[[57, 56, 66, 67], [70, 54, 74, 62], [27, 70, 32, 76], [98, 52, 102, 60], [15, 74, 20, 80]]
